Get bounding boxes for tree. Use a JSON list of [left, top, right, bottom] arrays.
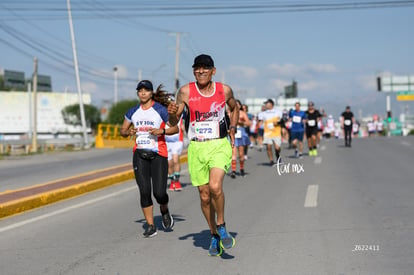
[[61, 104, 102, 131], [106, 99, 139, 125]]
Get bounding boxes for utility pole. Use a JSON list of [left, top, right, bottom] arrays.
[[67, 0, 88, 148], [169, 32, 183, 91], [31, 57, 38, 153]]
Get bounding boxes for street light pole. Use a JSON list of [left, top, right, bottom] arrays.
[[113, 66, 118, 104], [67, 0, 88, 148]]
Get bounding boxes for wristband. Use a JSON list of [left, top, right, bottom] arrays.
[[229, 126, 237, 131], [163, 128, 166, 135]]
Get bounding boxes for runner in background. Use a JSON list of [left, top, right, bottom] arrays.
[[230, 100, 251, 178], [289, 102, 307, 158], [242, 104, 253, 160], [341, 105, 356, 147], [248, 115, 258, 149], [256, 105, 266, 151], [305, 101, 322, 156], [166, 113, 184, 191], [317, 108, 326, 147], [367, 120, 376, 137], [325, 114, 335, 138], [353, 120, 360, 138], [281, 109, 290, 145], [376, 118, 384, 136], [258, 99, 283, 165]]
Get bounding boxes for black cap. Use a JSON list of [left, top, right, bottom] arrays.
[[136, 80, 153, 91], [264, 99, 274, 105], [346, 105, 350, 109], [192, 54, 214, 68]]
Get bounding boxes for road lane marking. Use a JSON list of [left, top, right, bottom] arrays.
[[0, 186, 136, 234], [401, 141, 411, 147], [304, 185, 319, 208], [314, 156, 322, 164]]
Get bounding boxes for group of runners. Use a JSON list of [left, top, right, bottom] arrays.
[[119, 53, 359, 258], [229, 101, 358, 173]]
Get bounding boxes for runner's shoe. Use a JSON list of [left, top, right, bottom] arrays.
[[240, 169, 246, 177], [309, 149, 314, 156], [294, 149, 299, 158], [174, 180, 182, 191], [161, 208, 174, 230], [217, 223, 235, 249], [143, 224, 157, 238], [208, 234, 222, 256], [230, 171, 236, 179], [313, 149, 318, 156], [168, 181, 175, 191]]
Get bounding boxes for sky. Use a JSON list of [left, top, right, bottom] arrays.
[[1, 0, 414, 120]]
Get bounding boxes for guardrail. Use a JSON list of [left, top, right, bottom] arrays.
[[95, 124, 134, 149], [0, 138, 85, 155]]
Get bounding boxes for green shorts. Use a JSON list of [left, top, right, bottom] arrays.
[[188, 138, 232, 186]]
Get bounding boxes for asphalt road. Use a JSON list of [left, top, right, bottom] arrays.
[[0, 148, 132, 192], [0, 136, 413, 274]]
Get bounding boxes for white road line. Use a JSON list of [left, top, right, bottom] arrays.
[[0, 186, 136, 234], [401, 141, 411, 147], [314, 156, 322, 164], [304, 184, 319, 208]]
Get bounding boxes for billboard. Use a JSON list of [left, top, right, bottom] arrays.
[[0, 92, 91, 134]]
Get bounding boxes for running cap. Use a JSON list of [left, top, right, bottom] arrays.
[[346, 105, 350, 109], [192, 54, 214, 68], [308, 101, 314, 106], [264, 98, 274, 105], [136, 80, 153, 91]]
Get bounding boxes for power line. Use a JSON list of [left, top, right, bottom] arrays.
[[1, 1, 414, 20]]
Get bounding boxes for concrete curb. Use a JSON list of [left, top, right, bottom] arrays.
[[0, 153, 187, 219], [0, 170, 134, 219]]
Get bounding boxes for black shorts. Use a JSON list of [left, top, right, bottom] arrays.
[[306, 127, 318, 138]]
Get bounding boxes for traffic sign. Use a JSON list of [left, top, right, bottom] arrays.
[[377, 76, 414, 92], [396, 90, 414, 101]]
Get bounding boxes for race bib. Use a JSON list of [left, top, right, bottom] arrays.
[[194, 121, 219, 140], [292, 116, 302, 123], [136, 134, 156, 149], [344, 119, 351, 126], [307, 120, 316, 127], [235, 127, 242, 138], [267, 122, 274, 130]]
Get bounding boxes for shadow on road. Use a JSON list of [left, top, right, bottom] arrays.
[[179, 229, 238, 259]]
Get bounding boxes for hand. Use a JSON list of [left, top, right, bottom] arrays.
[[168, 101, 178, 115], [129, 128, 137, 136], [148, 128, 163, 136], [228, 128, 236, 148]]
